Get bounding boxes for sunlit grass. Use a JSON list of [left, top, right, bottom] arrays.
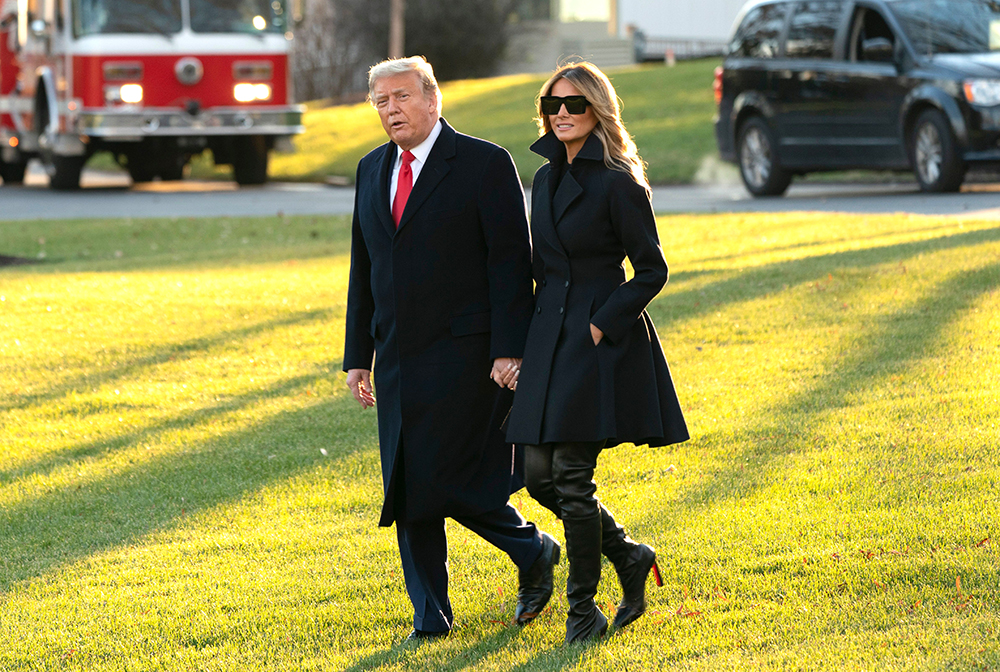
[[1, 210, 998, 670], [262, 61, 718, 185]]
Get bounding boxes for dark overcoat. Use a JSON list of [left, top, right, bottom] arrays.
[[506, 132, 689, 448], [343, 119, 534, 527]]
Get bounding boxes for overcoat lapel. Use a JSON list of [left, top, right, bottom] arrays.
[[529, 133, 572, 259], [533, 169, 568, 260], [552, 171, 583, 224], [374, 141, 396, 238], [542, 132, 604, 225], [396, 119, 456, 233]]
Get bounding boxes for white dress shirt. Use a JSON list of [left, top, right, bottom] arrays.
[[389, 117, 443, 208]]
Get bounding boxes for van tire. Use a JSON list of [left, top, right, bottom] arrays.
[[737, 116, 792, 197], [910, 109, 965, 193]]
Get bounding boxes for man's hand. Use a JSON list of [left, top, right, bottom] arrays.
[[346, 368, 376, 409], [491, 357, 521, 390]]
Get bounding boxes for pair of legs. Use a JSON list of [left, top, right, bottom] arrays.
[[524, 441, 659, 642], [395, 503, 543, 633]]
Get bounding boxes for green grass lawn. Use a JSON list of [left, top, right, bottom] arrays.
[[1, 210, 998, 670], [262, 60, 719, 186]]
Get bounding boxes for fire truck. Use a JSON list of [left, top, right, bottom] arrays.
[[0, 0, 303, 189]]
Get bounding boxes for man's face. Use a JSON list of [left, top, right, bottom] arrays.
[[372, 72, 440, 151]]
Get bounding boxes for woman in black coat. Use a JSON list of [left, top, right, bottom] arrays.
[[506, 62, 689, 643]]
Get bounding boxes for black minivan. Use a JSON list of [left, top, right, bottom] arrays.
[[715, 0, 1000, 196]]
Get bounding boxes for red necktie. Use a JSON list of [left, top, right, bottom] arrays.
[[392, 150, 415, 228]]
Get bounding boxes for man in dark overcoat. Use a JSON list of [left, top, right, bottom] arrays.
[[342, 56, 560, 641]]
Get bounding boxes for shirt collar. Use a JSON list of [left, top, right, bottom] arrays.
[[397, 117, 443, 166]]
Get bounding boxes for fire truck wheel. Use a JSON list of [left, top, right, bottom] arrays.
[[233, 136, 269, 186], [158, 152, 187, 181], [126, 156, 156, 184], [0, 159, 28, 185], [50, 155, 86, 191]]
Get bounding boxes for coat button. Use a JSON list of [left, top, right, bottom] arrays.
[[537, 306, 542, 313], [559, 307, 564, 314], [542, 279, 547, 286], [564, 280, 570, 287]]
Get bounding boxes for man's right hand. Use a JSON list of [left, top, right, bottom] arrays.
[[346, 368, 376, 409]]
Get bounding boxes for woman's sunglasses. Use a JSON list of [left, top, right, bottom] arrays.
[[540, 95, 591, 115]]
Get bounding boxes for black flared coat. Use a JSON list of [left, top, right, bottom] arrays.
[[343, 120, 534, 526], [506, 132, 689, 448]]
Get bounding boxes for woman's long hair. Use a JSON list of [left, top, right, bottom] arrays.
[[536, 62, 649, 190]]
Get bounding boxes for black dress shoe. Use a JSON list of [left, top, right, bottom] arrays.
[[404, 629, 450, 643], [514, 532, 561, 625]]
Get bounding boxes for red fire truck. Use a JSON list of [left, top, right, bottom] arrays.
[[0, 0, 303, 189]]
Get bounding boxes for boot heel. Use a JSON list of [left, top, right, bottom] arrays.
[[651, 560, 663, 587]]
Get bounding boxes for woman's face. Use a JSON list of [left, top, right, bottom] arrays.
[[547, 78, 598, 147]]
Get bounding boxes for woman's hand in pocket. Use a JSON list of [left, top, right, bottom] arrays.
[[590, 323, 604, 346]]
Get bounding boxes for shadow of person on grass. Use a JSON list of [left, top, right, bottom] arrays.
[[341, 626, 594, 672]]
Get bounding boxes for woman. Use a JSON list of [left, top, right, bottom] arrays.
[[506, 62, 689, 643]]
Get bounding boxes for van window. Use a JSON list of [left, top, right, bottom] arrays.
[[731, 3, 790, 59], [890, 0, 1000, 55], [848, 7, 896, 61], [786, 1, 843, 58]]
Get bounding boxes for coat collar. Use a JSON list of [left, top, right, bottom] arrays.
[[374, 118, 457, 238], [530, 131, 603, 226], [529, 130, 605, 165]]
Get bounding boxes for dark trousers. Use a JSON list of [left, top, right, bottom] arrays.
[[396, 504, 542, 632]]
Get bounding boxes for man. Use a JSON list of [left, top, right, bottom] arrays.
[[343, 56, 559, 641]]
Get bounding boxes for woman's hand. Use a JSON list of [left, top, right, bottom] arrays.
[[590, 323, 604, 346], [492, 357, 522, 390]]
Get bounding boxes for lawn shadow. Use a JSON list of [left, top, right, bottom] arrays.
[[633, 252, 1000, 531], [0, 364, 376, 595], [687, 219, 970, 266], [341, 628, 517, 672], [0, 307, 332, 417], [506, 640, 599, 672], [341, 627, 592, 672], [3, 368, 331, 487], [1, 308, 338, 491], [650, 224, 1000, 332]]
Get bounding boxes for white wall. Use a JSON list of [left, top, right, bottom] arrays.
[[619, 0, 748, 40]]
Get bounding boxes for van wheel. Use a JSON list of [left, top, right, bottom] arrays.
[[911, 109, 965, 192], [737, 117, 791, 197], [49, 155, 85, 190]]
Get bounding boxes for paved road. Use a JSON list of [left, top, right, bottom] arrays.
[[7, 163, 1000, 220]]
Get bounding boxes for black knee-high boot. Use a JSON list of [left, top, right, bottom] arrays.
[[599, 505, 659, 628], [563, 512, 608, 643]]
